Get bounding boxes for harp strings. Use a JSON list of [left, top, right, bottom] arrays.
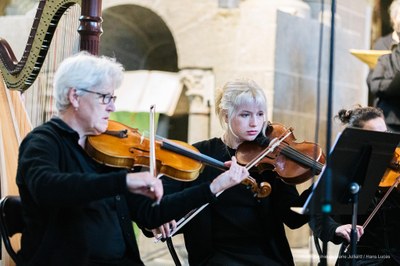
[[23, 5, 81, 127], [1, 5, 81, 197]]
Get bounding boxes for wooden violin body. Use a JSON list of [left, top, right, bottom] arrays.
[[236, 122, 325, 185], [86, 120, 203, 181], [379, 147, 400, 189]]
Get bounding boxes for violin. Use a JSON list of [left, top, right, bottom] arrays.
[[236, 122, 325, 185], [379, 147, 400, 189], [86, 120, 202, 181], [86, 120, 271, 197]]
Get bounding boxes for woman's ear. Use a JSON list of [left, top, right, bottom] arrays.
[[68, 88, 79, 109], [224, 112, 228, 123]]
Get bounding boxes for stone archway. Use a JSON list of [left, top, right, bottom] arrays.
[[100, 4, 178, 72], [100, 4, 190, 141]]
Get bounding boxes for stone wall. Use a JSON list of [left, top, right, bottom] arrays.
[[274, 1, 372, 154], [273, 0, 372, 248]]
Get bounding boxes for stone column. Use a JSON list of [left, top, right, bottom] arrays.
[[180, 68, 215, 144]]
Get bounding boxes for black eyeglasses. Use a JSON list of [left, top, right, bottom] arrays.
[[77, 88, 117, 104]]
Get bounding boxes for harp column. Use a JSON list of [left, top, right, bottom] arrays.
[[78, 0, 103, 55]]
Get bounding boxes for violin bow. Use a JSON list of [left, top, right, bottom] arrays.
[[149, 105, 182, 266], [155, 131, 292, 242], [149, 105, 157, 179], [244, 130, 292, 169], [149, 105, 160, 206]]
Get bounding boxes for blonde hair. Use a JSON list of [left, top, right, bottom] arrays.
[[215, 79, 267, 134]]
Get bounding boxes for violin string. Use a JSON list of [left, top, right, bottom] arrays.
[[245, 144, 276, 168], [282, 146, 323, 170], [278, 142, 324, 171], [245, 135, 290, 170], [246, 126, 293, 168], [264, 127, 323, 172], [280, 145, 316, 167], [278, 142, 320, 166]]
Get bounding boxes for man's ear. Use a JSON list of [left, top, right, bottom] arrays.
[[68, 88, 79, 108]]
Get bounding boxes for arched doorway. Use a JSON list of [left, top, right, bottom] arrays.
[[100, 5, 189, 141]]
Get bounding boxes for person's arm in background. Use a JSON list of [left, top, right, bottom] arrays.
[[370, 53, 397, 97], [366, 33, 395, 96]]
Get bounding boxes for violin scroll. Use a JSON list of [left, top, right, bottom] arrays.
[[241, 177, 271, 198]]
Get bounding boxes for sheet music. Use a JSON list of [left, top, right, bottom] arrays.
[[292, 128, 400, 215]]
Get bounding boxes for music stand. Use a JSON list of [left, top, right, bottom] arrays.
[[294, 127, 400, 265]]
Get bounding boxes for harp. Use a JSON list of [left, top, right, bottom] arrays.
[[0, 0, 102, 91], [0, 1, 103, 264]]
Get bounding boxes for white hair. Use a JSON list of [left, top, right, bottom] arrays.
[[53, 51, 124, 113]]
